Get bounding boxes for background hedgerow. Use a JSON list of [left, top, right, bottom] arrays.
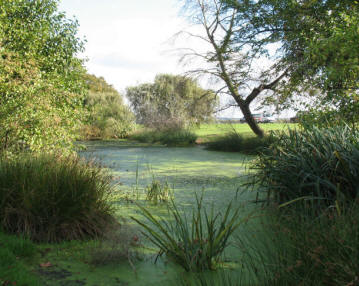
[[0, 154, 116, 242]]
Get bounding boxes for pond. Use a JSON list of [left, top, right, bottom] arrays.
[[41, 142, 263, 286]]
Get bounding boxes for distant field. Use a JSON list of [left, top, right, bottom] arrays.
[[192, 122, 296, 143]]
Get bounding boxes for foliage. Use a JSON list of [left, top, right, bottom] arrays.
[[126, 74, 217, 129], [131, 128, 198, 146], [223, 0, 359, 123], [182, 0, 288, 137], [80, 74, 135, 139], [242, 205, 359, 285], [145, 179, 172, 204], [206, 131, 274, 154], [0, 231, 39, 286], [0, 154, 116, 242], [132, 194, 242, 272], [0, 0, 86, 155], [250, 126, 359, 208]]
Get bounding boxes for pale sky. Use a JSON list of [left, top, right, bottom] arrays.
[[58, 0, 293, 118], [59, 0, 191, 93]]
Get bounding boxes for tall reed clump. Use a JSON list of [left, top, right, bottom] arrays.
[[145, 179, 172, 204], [206, 131, 274, 154], [0, 154, 116, 242], [132, 195, 241, 272], [251, 126, 359, 208]]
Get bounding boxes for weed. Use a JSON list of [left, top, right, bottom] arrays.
[[145, 180, 173, 204], [132, 194, 242, 272]]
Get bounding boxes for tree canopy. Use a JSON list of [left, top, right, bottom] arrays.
[[126, 74, 217, 129], [0, 0, 86, 155], [222, 0, 359, 124], [80, 74, 135, 139]]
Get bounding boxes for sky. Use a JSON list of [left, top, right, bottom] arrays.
[[58, 0, 293, 118], [58, 0, 191, 93]]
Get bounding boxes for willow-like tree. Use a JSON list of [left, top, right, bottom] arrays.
[[126, 74, 217, 129]]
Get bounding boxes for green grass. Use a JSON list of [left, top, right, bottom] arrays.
[[0, 154, 116, 242], [191, 123, 291, 144], [0, 231, 39, 286]]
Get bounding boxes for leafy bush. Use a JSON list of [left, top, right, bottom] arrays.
[[145, 180, 172, 204], [251, 126, 359, 207], [206, 131, 274, 154], [132, 195, 241, 272], [0, 154, 116, 242], [0, 232, 39, 286], [131, 128, 197, 146]]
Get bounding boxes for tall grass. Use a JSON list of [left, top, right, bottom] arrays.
[[206, 131, 274, 154], [132, 195, 242, 272], [251, 126, 359, 208], [0, 154, 116, 242]]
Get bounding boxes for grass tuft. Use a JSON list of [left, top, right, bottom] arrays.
[[132, 194, 242, 272], [0, 154, 116, 242]]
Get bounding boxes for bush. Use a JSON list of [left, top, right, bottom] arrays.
[[206, 131, 274, 154], [0, 154, 116, 242], [251, 126, 359, 208], [132, 194, 242, 272], [131, 128, 197, 146]]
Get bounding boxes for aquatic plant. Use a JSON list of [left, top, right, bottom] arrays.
[[145, 179, 172, 204], [132, 194, 242, 272]]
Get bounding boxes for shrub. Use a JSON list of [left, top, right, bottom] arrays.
[[0, 154, 116, 242], [206, 131, 274, 154], [131, 128, 197, 146], [132, 194, 242, 272], [251, 126, 359, 208]]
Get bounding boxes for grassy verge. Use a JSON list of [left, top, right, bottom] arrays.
[[0, 232, 39, 286]]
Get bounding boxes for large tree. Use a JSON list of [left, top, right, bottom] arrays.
[[182, 0, 288, 137], [126, 74, 217, 129], [222, 0, 359, 124], [0, 0, 86, 154]]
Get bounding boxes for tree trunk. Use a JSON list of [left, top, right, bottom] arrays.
[[239, 103, 264, 137]]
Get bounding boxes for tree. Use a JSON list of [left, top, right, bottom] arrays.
[[181, 0, 288, 137], [80, 74, 135, 139], [126, 74, 217, 129], [222, 0, 359, 125], [0, 0, 86, 155]]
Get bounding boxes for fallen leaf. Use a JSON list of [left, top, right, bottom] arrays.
[[40, 262, 52, 268]]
